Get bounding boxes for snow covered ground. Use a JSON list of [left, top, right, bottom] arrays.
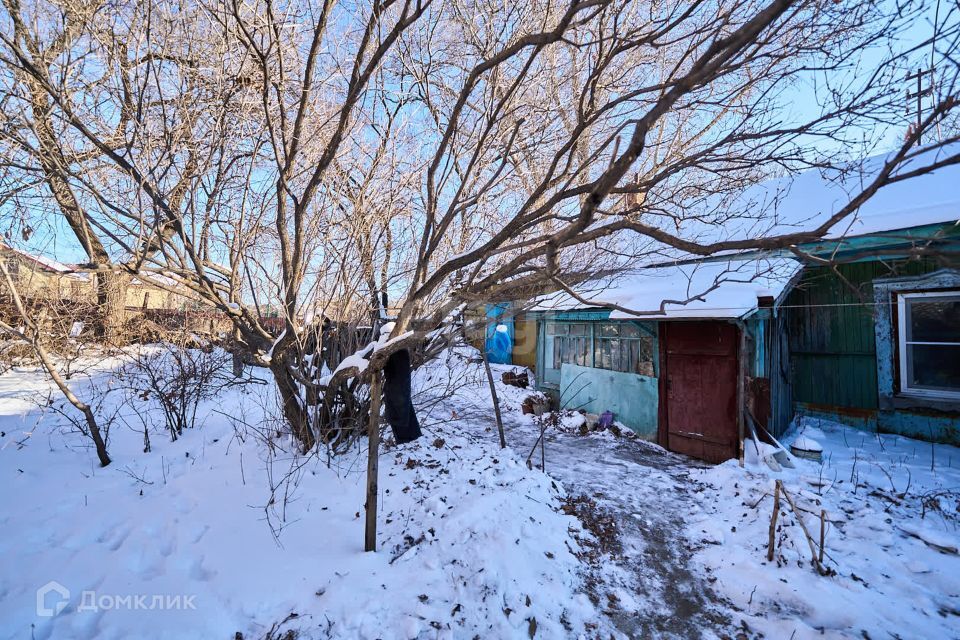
[[0, 347, 601, 640], [1, 344, 958, 639], [689, 417, 960, 639]]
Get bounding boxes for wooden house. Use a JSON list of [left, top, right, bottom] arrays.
[[518, 258, 800, 463], [502, 148, 960, 462]]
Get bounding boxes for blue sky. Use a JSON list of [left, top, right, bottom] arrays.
[[9, 0, 953, 266]]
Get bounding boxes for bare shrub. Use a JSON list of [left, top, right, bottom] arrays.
[[120, 341, 233, 441], [44, 381, 121, 461]]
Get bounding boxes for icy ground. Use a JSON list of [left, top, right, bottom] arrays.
[[1, 345, 958, 639], [506, 419, 735, 638], [436, 356, 960, 640]]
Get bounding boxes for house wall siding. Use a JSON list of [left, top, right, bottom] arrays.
[[512, 315, 538, 370], [786, 258, 960, 444], [786, 260, 940, 412]]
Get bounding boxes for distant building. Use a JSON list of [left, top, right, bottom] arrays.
[[0, 243, 206, 311], [0, 243, 94, 302]]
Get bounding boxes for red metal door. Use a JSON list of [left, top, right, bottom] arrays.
[[658, 322, 739, 463]]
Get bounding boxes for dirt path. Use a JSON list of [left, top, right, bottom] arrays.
[[508, 417, 738, 639]]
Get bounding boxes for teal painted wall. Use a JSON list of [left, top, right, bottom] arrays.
[[872, 268, 960, 445], [559, 363, 659, 439]]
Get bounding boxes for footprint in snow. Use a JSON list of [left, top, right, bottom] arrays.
[[105, 526, 132, 551], [187, 555, 217, 581], [189, 523, 210, 544], [127, 546, 165, 580]]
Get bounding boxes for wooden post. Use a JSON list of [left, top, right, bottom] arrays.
[[737, 323, 747, 467], [767, 480, 781, 561], [364, 372, 383, 552], [819, 509, 826, 565], [780, 485, 825, 575], [482, 349, 506, 449], [540, 423, 546, 471]]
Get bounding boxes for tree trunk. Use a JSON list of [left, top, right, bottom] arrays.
[[96, 271, 125, 343], [269, 356, 316, 452], [83, 406, 112, 467], [482, 350, 506, 448]]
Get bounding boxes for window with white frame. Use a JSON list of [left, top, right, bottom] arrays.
[[897, 291, 960, 399]]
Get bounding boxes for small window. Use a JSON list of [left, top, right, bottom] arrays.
[[897, 291, 960, 399], [598, 323, 619, 338], [594, 322, 654, 376], [553, 332, 589, 368], [568, 323, 589, 336]]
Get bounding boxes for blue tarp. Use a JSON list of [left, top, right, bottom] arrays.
[[485, 304, 513, 364]]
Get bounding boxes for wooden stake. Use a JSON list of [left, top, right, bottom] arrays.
[[780, 485, 825, 575], [364, 372, 383, 552], [482, 349, 506, 449], [540, 423, 546, 471], [819, 509, 826, 565], [767, 480, 781, 562]]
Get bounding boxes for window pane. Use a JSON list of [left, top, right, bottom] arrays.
[[596, 340, 611, 369], [638, 337, 655, 376], [627, 340, 639, 373], [592, 334, 656, 375], [569, 323, 589, 336], [906, 344, 960, 393], [598, 323, 618, 337], [611, 339, 622, 371], [620, 323, 641, 338], [907, 296, 960, 343]]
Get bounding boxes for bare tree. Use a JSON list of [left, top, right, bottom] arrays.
[[0, 0, 132, 339], [0, 258, 111, 465], [0, 0, 957, 454]]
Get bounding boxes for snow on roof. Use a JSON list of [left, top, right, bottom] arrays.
[[130, 272, 179, 288], [0, 243, 89, 280], [711, 143, 960, 243], [533, 257, 802, 319], [535, 145, 958, 320], [1, 243, 75, 273]]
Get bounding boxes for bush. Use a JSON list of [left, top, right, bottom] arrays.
[[121, 341, 232, 441]]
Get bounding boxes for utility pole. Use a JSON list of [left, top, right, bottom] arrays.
[[906, 68, 933, 145]]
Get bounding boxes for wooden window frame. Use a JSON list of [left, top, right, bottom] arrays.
[[896, 290, 960, 400], [593, 322, 655, 376]]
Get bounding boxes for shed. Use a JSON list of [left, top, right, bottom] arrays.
[[523, 257, 801, 463]]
